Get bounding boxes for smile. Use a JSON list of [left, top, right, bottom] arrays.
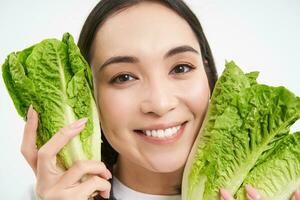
[[142, 124, 181, 138], [134, 121, 188, 144]]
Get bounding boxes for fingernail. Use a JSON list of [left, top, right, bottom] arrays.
[[71, 118, 88, 129], [106, 169, 112, 179], [220, 188, 234, 200], [27, 105, 34, 120], [295, 190, 300, 200], [245, 184, 261, 200]]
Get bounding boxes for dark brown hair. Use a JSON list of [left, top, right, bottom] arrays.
[[77, 0, 218, 199]]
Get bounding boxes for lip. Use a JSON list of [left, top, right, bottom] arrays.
[[135, 121, 187, 144]]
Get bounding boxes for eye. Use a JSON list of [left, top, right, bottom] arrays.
[[170, 63, 194, 75], [110, 73, 136, 84]]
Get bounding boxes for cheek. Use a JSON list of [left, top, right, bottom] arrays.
[[97, 87, 137, 152], [182, 73, 210, 119], [98, 88, 134, 127], [191, 83, 210, 120], [180, 72, 210, 149]]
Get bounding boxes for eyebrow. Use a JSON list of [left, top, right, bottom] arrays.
[[97, 45, 199, 72]]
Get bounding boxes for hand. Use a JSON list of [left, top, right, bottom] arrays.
[[219, 185, 300, 200], [21, 105, 111, 200]]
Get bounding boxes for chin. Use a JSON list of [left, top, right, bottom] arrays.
[[147, 154, 187, 173]]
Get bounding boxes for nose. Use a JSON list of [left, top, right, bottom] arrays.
[[140, 78, 179, 117]]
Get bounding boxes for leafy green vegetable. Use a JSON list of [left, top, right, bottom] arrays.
[[235, 132, 300, 200], [182, 61, 300, 199], [2, 33, 101, 169]]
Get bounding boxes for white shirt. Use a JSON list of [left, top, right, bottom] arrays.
[[31, 177, 182, 200], [113, 176, 181, 200]]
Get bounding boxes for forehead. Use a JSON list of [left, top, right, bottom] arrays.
[[91, 1, 200, 63]]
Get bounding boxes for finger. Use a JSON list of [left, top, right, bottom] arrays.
[[21, 105, 38, 173], [294, 190, 300, 200], [76, 175, 111, 199], [245, 184, 264, 200], [219, 188, 235, 200], [37, 118, 88, 163], [57, 160, 111, 186]]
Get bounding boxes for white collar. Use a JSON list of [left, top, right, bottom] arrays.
[[112, 176, 181, 200]]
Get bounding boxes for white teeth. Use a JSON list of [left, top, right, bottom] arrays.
[[158, 130, 164, 138], [145, 131, 151, 136], [165, 129, 172, 137], [152, 130, 158, 137], [143, 125, 181, 138]]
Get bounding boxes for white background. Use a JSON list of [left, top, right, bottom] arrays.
[[0, 1, 299, 199]]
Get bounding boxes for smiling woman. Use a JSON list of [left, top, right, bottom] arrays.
[[9, 0, 299, 200], [22, 0, 217, 199], [86, 2, 214, 197]]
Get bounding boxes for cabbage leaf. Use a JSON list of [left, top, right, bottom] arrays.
[[182, 61, 300, 199], [2, 33, 101, 169]]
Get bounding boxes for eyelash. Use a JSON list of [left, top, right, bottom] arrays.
[[109, 63, 195, 84]]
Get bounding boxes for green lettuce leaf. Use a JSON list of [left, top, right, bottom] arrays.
[[182, 61, 300, 200], [235, 132, 300, 200], [2, 33, 101, 169]]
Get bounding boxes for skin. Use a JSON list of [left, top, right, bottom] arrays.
[[20, 1, 300, 200], [90, 1, 209, 195]]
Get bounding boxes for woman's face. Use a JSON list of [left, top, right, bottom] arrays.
[[90, 2, 210, 173]]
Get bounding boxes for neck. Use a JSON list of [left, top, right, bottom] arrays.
[[113, 156, 183, 195]]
